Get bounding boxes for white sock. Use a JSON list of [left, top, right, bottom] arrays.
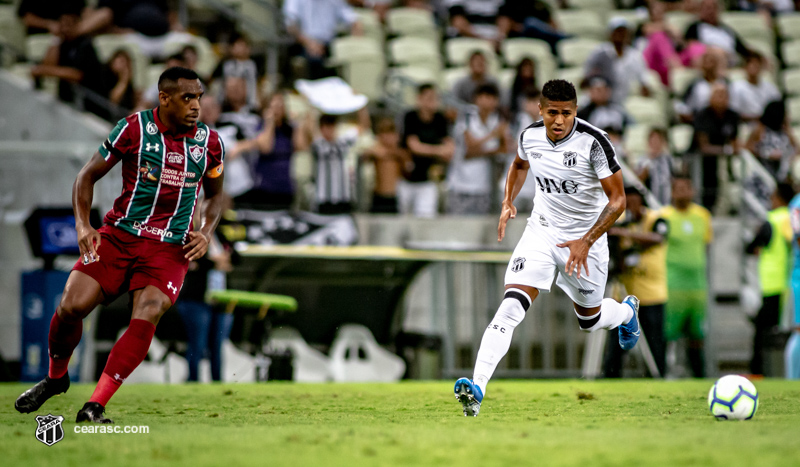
[[575, 298, 633, 332], [472, 288, 530, 396]]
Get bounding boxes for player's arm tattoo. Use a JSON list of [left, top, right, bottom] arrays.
[[581, 170, 626, 247]]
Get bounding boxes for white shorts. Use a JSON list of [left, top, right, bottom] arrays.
[[504, 220, 609, 307]]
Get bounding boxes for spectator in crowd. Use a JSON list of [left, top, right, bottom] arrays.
[[605, 187, 669, 378], [401, 84, 455, 217], [584, 17, 650, 104], [604, 126, 630, 165], [636, 128, 676, 206], [219, 76, 262, 141], [684, 0, 752, 61], [745, 183, 793, 376], [452, 51, 500, 104], [787, 189, 800, 379], [504, 87, 540, 215], [513, 87, 542, 136], [234, 93, 310, 210], [577, 76, 631, 136], [730, 52, 780, 124], [199, 96, 254, 201], [662, 176, 713, 378], [447, 84, 510, 215], [692, 82, 740, 211], [495, 0, 569, 55], [79, 0, 190, 58], [182, 44, 199, 72], [177, 235, 234, 382], [361, 117, 413, 214], [137, 53, 186, 110], [641, 0, 697, 87], [102, 49, 138, 111], [30, 12, 107, 117], [676, 47, 728, 122], [283, 0, 362, 79], [16, 0, 85, 34], [746, 100, 799, 182], [211, 34, 259, 109], [445, 0, 503, 40], [307, 107, 371, 214], [505, 57, 538, 117]]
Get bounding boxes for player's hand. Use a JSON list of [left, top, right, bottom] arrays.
[[77, 225, 101, 265], [183, 231, 210, 261], [556, 238, 591, 278], [498, 202, 517, 242]]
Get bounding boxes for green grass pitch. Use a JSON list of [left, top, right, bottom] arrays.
[[2, 380, 800, 466]]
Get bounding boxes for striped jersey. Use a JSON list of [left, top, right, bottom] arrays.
[[98, 108, 225, 245], [517, 118, 621, 239]]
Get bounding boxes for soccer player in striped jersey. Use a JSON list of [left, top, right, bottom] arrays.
[[15, 67, 226, 423]]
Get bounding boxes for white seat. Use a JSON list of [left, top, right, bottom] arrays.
[[26, 34, 55, 63], [161, 34, 218, 80], [497, 68, 516, 93], [669, 124, 694, 154], [557, 38, 601, 68], [782, 40, 800, 68], [555, 10, 606, 41], [353, 8, 384, 45], [625, 96, 667, 127], [386, 7, 438, 41], [444, 37, 498, 72], [268, 327, 332, 382], [788, 97, 800, 125], [331, 35, 383, 63], [624, 124, 652, 158], [388, 36, 442, 70], [442, 66, 468, 92], [386, 66, 441, 105], [669, 67, 699, 96], [783, 68, 800, 96], [721, 12, 773, 44], [606, 10, 647, 29], [777, 13, 800, 41], [665, 11, 694, 37], [567, 0, 614, 14], [500, 37, 557, 82], [330, 36, 386, 100], [329, 324, 405, 382], [557, 66, 584, 87], [0, 5, 25, 52], [93, 35, 151, 90]]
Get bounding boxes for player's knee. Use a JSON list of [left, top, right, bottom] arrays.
[[132, 297, 171, 324], [576, 310, 601, 333], [493, 288, 531, 327], [58, 297, 92, 322]]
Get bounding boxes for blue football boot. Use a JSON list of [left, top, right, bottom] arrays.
[[618, 295, 640, 350], [454, 377, 483, 417]]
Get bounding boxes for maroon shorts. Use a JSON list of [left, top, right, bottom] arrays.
[[72, 225, 190, 305]]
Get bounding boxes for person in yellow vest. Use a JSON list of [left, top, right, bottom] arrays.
[[745, 183, 794, 375], [661, 176, 713, 378], [605, 187, 669, 377]]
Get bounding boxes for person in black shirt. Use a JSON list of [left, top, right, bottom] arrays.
[[17, 0, 85, 34], [692, 83, 740, 212], [496, 0, 569, 54], [400, 84, 455, 217]]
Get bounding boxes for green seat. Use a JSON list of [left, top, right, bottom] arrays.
[[206, 290, 298, 319]]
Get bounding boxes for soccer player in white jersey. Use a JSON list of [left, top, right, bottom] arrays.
[[454, 79, 640, 417]]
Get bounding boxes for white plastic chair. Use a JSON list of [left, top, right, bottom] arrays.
[[329, 324, 405, 382], [268, 327, 332, 382]]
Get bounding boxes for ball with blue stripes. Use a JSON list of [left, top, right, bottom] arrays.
[[707, 375, 759, 421]]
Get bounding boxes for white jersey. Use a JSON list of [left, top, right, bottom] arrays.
[[517, 118, 620, 240]]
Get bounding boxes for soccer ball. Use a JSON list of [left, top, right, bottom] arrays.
[[707, 375, 759, 420]]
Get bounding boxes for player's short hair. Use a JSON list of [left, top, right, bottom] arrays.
[[417, 83, 436, 95], [319, 114, 338, 127], [775, 183, 795, 204], [474, 83, 500, 98], [158, 67, 200, 93], [541, 79, 577, 104]]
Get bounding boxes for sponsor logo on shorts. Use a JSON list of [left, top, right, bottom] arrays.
[[526, 150, 542, 159], [167, 152, 184, 164], [511, 257, 526, 273], [563, 151, 578, 168], [146, 122, 158, 135], [35, 414, 64, 446], [189, 144, 205, 163], [578, 288, 595, 296], [132, 221, 173, 238]]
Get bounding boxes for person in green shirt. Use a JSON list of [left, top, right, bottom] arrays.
[[745, 183, 794, 375], [660, 176, 713, 377]]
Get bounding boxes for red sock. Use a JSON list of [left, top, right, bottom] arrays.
[[48, 309, 83, 379], [89, 319, 155, 406]]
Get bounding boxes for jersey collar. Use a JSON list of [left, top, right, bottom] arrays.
[[153, 107, 198, 139], [546, 120, 577, 148]]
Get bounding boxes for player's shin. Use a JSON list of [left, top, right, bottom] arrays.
[[472, 288, 530, 395], [575, 298, 633, 332], [48, 308, 84, 379], [89, 319, 156, 406]]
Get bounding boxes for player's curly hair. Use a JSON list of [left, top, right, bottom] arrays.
[[541, 79, 577, 104]]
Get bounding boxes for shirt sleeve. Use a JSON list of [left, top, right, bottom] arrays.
[[205, 129, 225, 178], [745, 221, 772, 254], [590, 137, 621, 179], [99, 115, 138, 162]]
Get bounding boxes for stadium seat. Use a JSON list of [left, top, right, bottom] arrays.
[[782, 40, 800, 68], [669, 124, 694, 154], [162, 35, 218, 80], [386, 65, 440, 105], [0, 5, 25, 54], [555, 10, 606, 41], [669, 67, 699, 96], [788, 97, 800, 125], [557, 66, 584, 87], [353, 8, 384, 45], [557, 38, 601, 68], [386, 7, 438, 41], [606, 10, 647, 29], [721, 12, 773, 45], [25, 34, 55, 63], [331, 35, 383, 62], [624, 124, 651, 157], [444, 37, 498, 72], [442, 66, 469, 93], [664, 10, 694, 37], [500, 37, 557, 82], [625, 96, 667, 127], [783, 68, 800, 96], [777, 13, 800, 41], [330, 36, 386, 100], [388, 36, 442, 71], [93, 35, 151, 91], [268, 327, 332, 382], [497, 68, 516, 93], [567, 0, 615, 15], [728, 67, 777, 87], [329, 324, 405, 382]]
